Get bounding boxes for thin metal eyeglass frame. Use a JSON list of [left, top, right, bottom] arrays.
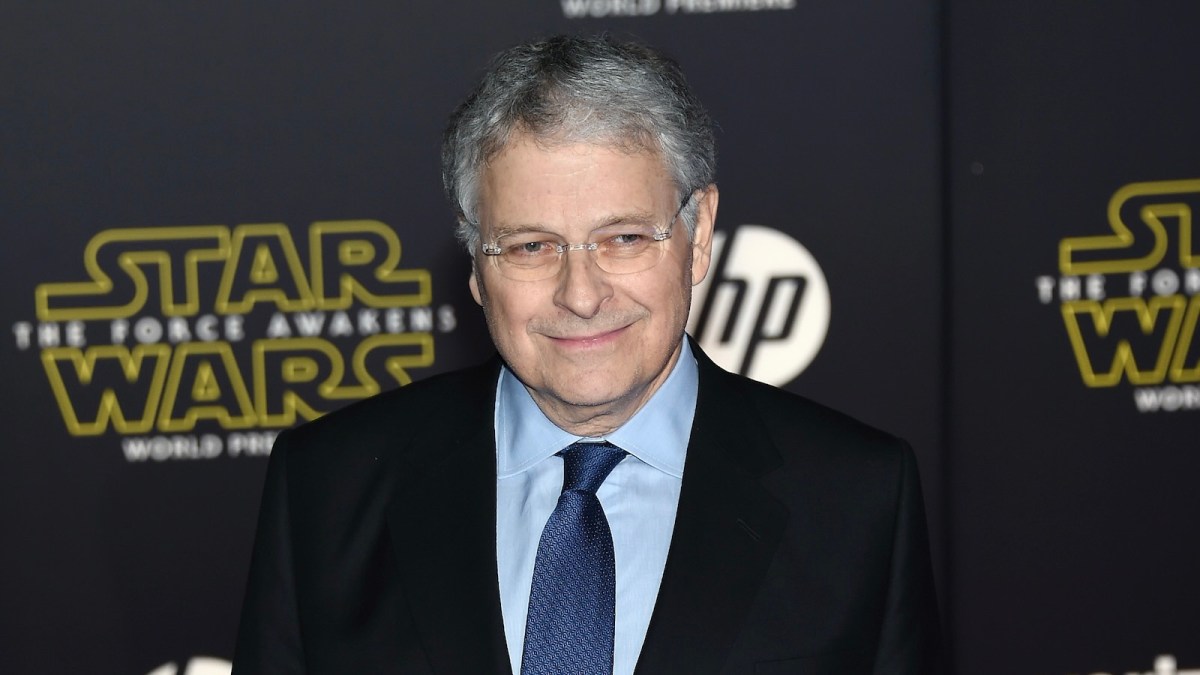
[[478, 195, 692, 279]]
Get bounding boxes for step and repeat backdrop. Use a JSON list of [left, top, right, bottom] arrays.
[[0, 1, 1193, 674], [947, 2, 1200, 674]]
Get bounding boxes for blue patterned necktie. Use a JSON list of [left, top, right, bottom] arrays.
[[521, 441, 627, 675]]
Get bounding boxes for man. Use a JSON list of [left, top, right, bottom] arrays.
[[234, 35, 941, 674]]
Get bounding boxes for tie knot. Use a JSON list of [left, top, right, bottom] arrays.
[[559, 441, 626, 494]]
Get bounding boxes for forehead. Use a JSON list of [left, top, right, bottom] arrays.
[[477, 133, 676, 233]]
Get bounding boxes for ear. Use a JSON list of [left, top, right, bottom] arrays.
[[468, 261, 484, 307], [689, 184, 719, 286]]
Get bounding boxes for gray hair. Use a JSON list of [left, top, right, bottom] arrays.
[[442, 34, 717, 254]]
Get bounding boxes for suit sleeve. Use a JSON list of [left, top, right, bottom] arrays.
[[232, 430, 306, 674], [872, 443, 945, 674]]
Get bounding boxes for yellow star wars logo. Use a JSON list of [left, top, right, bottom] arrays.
[[1037, 179, 1200, 393], [27, 220, 449, 436]]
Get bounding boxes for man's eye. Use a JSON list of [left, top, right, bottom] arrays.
[[507, 240, 555, 256], [608, 233, 647, 246]]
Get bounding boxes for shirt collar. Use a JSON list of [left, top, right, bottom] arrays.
[[495, 339, 698, 479]]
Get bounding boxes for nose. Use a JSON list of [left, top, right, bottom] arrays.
[[552, 248, 613, 319]]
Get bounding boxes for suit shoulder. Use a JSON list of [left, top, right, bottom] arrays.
[[720, 367, 902, 446], [703, 369, 921, 525], [275, 359, 498, 464], [707, 365, 910, 463]]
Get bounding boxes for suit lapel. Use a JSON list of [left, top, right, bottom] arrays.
[[385, 360, 514, 674], [635, 348, 789, 674], [380, 348, 787, 673]]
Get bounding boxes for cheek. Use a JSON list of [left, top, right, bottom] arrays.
[[637, 282, 690, 338], [483, 289, 536, 342]]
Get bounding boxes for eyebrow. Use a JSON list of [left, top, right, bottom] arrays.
[[489, 211, 661, 239]]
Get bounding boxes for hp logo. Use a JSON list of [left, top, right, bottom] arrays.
[[689, 225, 830, 387]]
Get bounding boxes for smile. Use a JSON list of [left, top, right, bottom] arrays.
[[546, 325, 629, 347]]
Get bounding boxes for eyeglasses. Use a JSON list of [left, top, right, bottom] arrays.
[[479, 198, 689, 282]]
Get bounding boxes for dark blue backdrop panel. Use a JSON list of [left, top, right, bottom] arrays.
[[948, 1, 1200, 673], [0, 2, 941, 673]]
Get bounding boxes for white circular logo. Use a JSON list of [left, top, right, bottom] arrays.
[[688, 224, 831, 386], [146, 657, 231, 675]]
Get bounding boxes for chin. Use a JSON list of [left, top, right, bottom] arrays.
[[547, 376, 636, 408], [553, 385, 626, 409]]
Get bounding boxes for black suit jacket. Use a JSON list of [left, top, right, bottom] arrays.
[[233, 344, 942, 673]]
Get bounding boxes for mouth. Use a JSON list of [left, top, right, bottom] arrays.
[[545, 324, 630, 348]]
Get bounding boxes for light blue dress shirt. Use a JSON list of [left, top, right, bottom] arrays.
[[495, 340, 698, 675]]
